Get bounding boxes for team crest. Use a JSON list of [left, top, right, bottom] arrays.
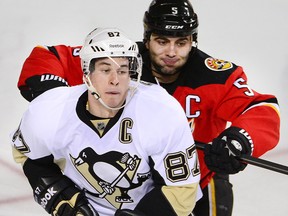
[[70, 147, 150, 208], [205, 57, 233, 71]]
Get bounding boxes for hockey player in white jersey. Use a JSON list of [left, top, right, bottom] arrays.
[[11, 27, 201, 216]]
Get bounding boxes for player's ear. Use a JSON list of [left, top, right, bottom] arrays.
[[145, 42, 149, 49]]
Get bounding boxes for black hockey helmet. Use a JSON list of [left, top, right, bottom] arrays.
[[143, 0, 198, 44]]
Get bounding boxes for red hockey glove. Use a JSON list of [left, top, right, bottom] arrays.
[[204, 127, 254, 174]]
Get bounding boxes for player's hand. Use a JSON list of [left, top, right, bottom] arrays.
[[33, 174, 99, 216], [72, 192, 99, 216], [204, 127, 253, 174], [114, 209, 146, 216], [52, 189, 99, 216]]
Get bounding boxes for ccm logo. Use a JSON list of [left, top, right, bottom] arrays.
[[165, 25, 184, 30]]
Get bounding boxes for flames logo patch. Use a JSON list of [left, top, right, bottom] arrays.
[[205, 57, 233, 71]]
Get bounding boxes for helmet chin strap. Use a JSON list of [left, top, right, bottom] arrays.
[[83, 75, 138, 111]]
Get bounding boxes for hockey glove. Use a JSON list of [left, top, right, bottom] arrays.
[[115, 209, 146, 216], [204, 126, 254, 174], [34, 175, 99, 216], [24, 74, 68, 101]]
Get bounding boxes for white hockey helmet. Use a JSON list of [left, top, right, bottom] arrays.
[[80, 27, 142, 80], [79, 27, 142, 110]]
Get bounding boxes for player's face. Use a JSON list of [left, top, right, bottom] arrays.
[[146, 34, 192, 78], [90, 57, 130, 108]]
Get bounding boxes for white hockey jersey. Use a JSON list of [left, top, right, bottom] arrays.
[[12, 80, 201, 215]]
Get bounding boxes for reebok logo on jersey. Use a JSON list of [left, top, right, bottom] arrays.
[[205, 57, 233, 71]]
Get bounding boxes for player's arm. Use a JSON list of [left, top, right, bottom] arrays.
[[220, 68, 280, 156], [18, 45, 82, 101], [135, 181, 198, 216], [12, 137, 98, 216], [205, 67, 280, 174], [134, 102, 200, 216], [22, 153, 99, 216]]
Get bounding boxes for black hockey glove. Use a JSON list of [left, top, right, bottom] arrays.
[[204, 127, 254, 174], [34, 175, 99, 216], [24, 74, 68, 101], [115, 209, 146, 216]]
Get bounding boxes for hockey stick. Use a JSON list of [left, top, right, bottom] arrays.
[[195, 142, 288, 175]]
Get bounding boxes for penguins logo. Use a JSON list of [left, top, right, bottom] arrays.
[[70, 147, 150, 208], [205, 57, 233, 71]]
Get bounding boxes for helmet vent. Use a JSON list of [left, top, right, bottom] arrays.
[[128, 45, 137, 51], [91, 46, 105, 52]]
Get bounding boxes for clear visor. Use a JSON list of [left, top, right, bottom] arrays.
[[87, 54, 142, 78]]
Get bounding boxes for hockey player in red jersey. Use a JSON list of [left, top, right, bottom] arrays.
[[11, 27, 201, 216], [16, 0, 280, 215]]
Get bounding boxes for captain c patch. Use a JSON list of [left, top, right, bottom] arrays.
[[205, 57, 233, 71]]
